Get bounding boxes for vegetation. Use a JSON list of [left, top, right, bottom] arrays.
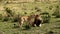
[[41, 12, 51, 23], [52, 6, 60, 18], [0, 0, 60, 34]]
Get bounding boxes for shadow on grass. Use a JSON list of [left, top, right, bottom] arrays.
[[13, 24, 20, 28], [14, 26, 19, 28], [54, 26, 60, 29], [22, 25, 31, 30], [13, 24, 31, 30], [56, 20, 60, 22], [45, 31, 54, 34]]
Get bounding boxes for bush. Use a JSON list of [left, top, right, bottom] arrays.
[[49, 6, 53, 10], [52, 6, 60, 18], [3, 7, 17, 22], [41, 12, 51, 23], [12, 14, 20, 22], [35, 7, 42, 12], [12, 17, 19, 22], [4, 7, 13, 17], [53, 11, 60, 18], [2, 16, 9, 22], [1, 15, 13, 22]]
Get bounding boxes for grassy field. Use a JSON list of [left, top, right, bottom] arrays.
[[0, 1, 59, 15], [0, 1, 60, 34], [0, 17, 60, 34]]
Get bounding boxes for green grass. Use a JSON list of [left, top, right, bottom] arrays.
[[0, 1, 60, 34], [0, 1, 59, 15], [0, 17, 60, 34]]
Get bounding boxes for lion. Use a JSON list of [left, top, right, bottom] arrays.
[[18, 16, 28, 27], [32, 15, 43, 27], [18, 14, 35, 27], [18, 14, 43, 27]]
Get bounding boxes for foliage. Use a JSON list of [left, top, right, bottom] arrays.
[[52, 6, 60, 18], [35, 7, 42, 12], [41, 12, 51, 23], [12, 17, 19, 22], [4, 7, 13, 17], [0, 1, 60, 34], [12, 13, 20, 22], [49, 6, 53, 10], [2, 16, 9, 22]]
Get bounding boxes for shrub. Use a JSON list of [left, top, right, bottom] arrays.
[[35, 7, 42, 12], [52, 6, 60, 18], [24, 12, 27, 14], [2, 16, 14, 22], [49, 6, 53, 10], [41, 12, 51, 23], [2, 16, 9, 22], [4, 7, 13, 17], [12, 17, 19, 22], [12, 14, 20, 22], [8, 17, 14, 22], [3, 7, 17, 22]]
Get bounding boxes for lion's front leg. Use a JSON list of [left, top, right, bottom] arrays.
[[39, 20, 43, 27], [18, 18, 24, 28], [39, 24, 42, 27]]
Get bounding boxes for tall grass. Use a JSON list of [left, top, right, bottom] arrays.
[[52, 5, 60, 18], [41, 12, 51, 23]]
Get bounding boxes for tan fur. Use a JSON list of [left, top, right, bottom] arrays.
[[18, 16, 29, 27]]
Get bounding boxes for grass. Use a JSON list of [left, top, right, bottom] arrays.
[[0, 17, 60, 34], [0, 1, 60, 34], [0, 1, 59, 14]]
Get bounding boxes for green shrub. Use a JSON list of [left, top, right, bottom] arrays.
[[41, 12, 51, 23], [52, 6, 60, 18], [49, 6, 53, 10], [4, 7, 13, 17], [2, 16, 9, 22], [12, 14, 20, 22], [12, 17, 19, 22], [35, 7, 42, 12], [8, 17, 14, 22]]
